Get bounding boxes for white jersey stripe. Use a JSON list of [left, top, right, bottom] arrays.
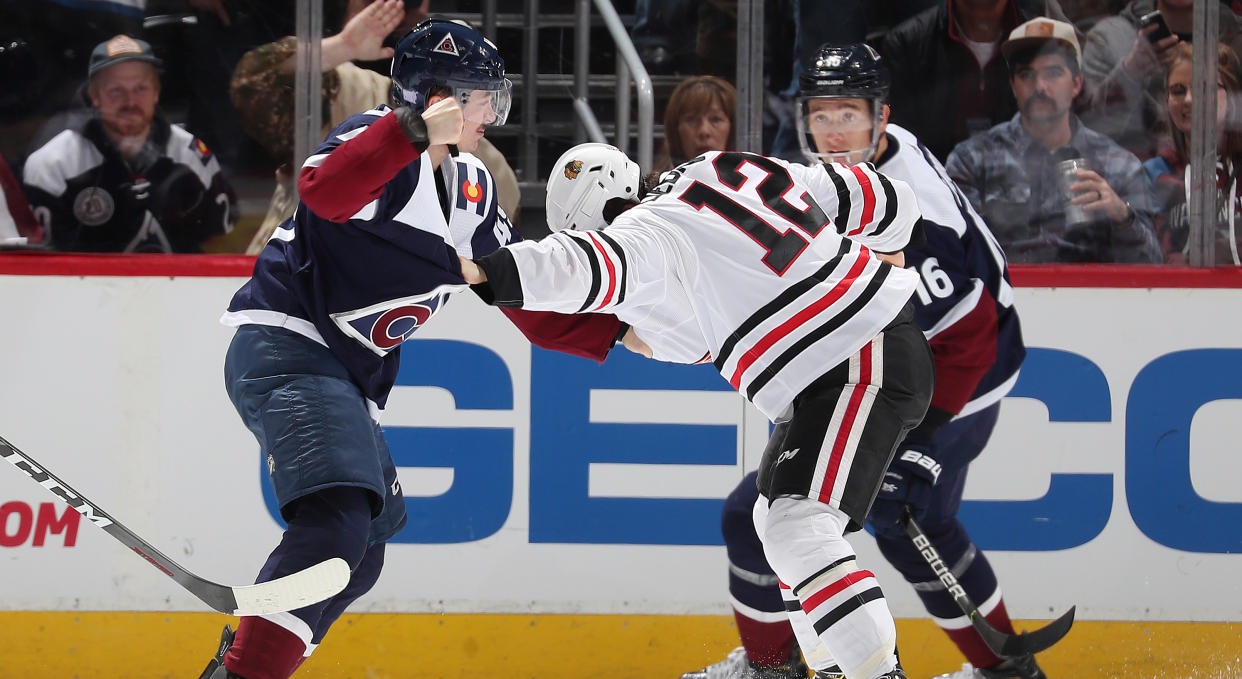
[[826, 338, 881, 503], [810, 339, 874, 503]]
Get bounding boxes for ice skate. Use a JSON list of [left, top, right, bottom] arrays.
[[198, 625, 243, 679], [680, 646, 749, 679], [929, 656, 1045, 679], [680, 646, 810, 679]]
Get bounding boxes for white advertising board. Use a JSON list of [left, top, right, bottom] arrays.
[[0, 273, 1239, 621]]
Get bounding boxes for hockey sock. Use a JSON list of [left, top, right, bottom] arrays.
[[939, 594, 1014, 669], [225, 616, 308, 679], [733, 607, 796, 667], [227, 486, 374, 678], [876, 520, 1013, 669], [758, 497, 897, 679]]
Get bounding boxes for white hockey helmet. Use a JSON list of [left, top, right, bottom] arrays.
[[545, 142, 642, 232]]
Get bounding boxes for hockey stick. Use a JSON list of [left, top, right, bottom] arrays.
[[0, 433, 351, 617], [901, 509, 1075, 663]]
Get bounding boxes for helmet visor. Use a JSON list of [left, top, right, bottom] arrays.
[[795, 96, 882, 166], [455, 79, 512, 126]]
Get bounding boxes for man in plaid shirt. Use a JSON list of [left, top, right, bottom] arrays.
[[946, 18, 1162, 264]]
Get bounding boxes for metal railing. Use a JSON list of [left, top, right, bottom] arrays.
[[571, 0, 654, 172]]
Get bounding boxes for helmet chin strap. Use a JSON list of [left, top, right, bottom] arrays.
[[803, 143, 877, 167]]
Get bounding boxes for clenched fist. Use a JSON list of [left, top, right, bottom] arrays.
[[421, 97, 464, 147]]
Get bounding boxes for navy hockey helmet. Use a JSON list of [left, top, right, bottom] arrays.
[[795, 42, 891, 166], [390, 18, 512, 125]]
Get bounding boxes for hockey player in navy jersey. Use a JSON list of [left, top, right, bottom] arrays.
[[197, 19, 622, 679], [678, 44, 1038, 679], [461, 141, 935, 679]]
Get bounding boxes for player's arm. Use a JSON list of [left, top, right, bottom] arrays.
[[461, 248, 625, 363], [468, 227, 652, 315], [297, 98, 463, 222]]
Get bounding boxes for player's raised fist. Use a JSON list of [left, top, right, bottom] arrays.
[[422, 97, 464, 147]]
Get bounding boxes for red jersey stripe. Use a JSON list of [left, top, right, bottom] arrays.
[[728, 249, 871, 389], [846, 165, 876, 237], [587, 232, 619, 311], [800, 569, 877, 613]]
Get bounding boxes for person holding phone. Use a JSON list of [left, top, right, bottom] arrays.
[[1080, 0, 1242, 160]]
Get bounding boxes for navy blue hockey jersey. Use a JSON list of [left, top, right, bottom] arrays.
[[876, 125, 1025, 426], [222, 106, 515, 413]]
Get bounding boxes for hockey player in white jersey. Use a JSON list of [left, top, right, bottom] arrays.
[[461, 143, 934, 679], [680, 43, 1041, 679]]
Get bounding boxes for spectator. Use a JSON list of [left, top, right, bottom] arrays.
[[695, 0, 796, 151], [0, 155, 40, 245], [947, 18, 1162, 262], [879, 0, 1074, 163], [1144, 41, 1242, 265], [21, 35, 237, 253], [230, 2, 520, 254], [1080, 0, 1242, 160], [655, 75, 737, 172]]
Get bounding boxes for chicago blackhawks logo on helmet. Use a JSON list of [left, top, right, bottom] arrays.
[[563, 160, 583, 180]]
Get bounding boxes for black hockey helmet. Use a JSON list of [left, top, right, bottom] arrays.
[[796, 42, 890, 165], [390, 18, 511, 124], [798, 42, 891, 101]]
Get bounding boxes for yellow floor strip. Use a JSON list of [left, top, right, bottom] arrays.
[[0, 612, 1237, 678]]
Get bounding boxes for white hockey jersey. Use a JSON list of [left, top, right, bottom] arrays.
[[492, 151, 922, 420]]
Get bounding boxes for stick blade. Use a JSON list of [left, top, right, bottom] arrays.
[[228, 557, 351, 617], [979, 605, 1076, 658]]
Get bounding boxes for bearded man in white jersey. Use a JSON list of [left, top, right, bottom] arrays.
[[460, 141, 934, 679]]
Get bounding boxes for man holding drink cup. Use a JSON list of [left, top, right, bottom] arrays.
[[946, 17, 1162, 263]]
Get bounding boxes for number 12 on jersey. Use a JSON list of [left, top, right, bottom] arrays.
[[677, 152, 832, 275]]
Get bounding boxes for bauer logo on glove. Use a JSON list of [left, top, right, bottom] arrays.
[[898, 448, 942, 483]]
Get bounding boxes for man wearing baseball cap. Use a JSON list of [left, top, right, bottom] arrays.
[[944, 18, 1162, 264], [21, 34, 236, 252]]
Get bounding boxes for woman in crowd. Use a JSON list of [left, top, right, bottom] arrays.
[[1144, 41, 1242, 265], [655, 74, 737, 172]]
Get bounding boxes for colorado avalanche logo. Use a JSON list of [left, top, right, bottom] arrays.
[[433, 33, 460, 56], [564, 159, 583, 179], [365, 304, 433, 350], [331, 290, 455, 356]]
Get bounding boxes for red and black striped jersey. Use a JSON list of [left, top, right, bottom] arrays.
[[485, 150, 923, 420]]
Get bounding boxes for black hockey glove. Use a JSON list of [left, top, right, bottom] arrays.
[[868, 442, 942, 530]]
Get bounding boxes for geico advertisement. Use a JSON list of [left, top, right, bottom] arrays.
[[0, 275, 1239, 621]]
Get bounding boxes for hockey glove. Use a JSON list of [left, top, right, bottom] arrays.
[[868, 443, 942, 530]]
